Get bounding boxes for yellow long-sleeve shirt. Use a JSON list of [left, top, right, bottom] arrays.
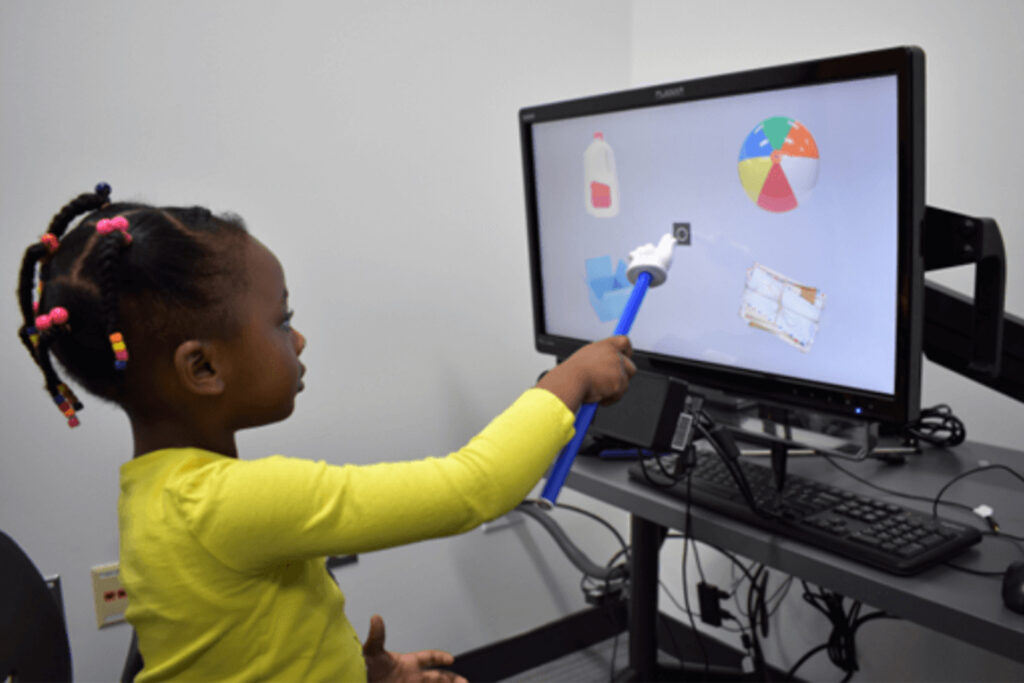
[[117, 388, 574, 681]]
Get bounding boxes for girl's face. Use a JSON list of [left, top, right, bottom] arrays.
[[220, 238, 306, 429]]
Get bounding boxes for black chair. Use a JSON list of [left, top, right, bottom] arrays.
[[121, 629, 144, 682], [0, 530, 72, 682]]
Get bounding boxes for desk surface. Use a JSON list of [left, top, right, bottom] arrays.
[[565, 440, 1024, 663]]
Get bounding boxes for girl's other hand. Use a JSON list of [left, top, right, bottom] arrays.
[[536, 336, 636, 412], [363, 615, 467, 683]]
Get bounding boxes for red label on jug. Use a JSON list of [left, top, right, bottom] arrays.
[[591, 181, 612, 208]]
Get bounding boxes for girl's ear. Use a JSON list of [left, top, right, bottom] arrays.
[[173, 340, 226, 396]]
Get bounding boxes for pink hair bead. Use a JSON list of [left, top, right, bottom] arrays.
[[97, 216, 129, 232], [40, 233, 59, 252], [49, 307, 69, 325], [97, 216, 132, 243], [35, 307, 69, 331]]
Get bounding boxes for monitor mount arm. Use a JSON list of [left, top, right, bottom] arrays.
[[923, 206, 1022, 402], [923, 206, 1006, 377]]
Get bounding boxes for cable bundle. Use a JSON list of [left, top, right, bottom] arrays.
[[787, 582, 893, 682], [904, 403, 965, 447]]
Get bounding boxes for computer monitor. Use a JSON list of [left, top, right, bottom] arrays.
[[520, 46, 925, 426]]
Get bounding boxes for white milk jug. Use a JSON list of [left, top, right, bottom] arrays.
[[583, 132, 619, 218]]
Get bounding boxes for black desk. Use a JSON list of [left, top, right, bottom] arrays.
[[565, 440, 1024, 678]]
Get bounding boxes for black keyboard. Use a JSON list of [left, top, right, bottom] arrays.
[[628, 450, 982, 575]]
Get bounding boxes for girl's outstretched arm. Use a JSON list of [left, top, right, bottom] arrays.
[[167, 337, 635, 570]]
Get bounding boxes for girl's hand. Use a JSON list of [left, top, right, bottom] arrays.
[[363, 615, 467, 683], [536, 336, 636, 412]]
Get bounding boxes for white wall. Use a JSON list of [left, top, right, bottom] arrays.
[[0, 2, 634, 680], [630, 1, 1024, 680], [2, 1, 1022, 682]]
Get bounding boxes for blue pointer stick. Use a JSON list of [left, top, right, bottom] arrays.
[[540, 270, 653, 506]]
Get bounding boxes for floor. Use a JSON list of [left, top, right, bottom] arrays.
[[497, 634, 631, 683]]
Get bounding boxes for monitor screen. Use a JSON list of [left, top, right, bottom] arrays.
[[520, 47, 924, 425]]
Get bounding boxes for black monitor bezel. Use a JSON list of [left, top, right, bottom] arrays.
[[519, 46, 925, 425]]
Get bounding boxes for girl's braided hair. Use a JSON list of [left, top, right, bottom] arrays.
[[17, 183, 249, 426]]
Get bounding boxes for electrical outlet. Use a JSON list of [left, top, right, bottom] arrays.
[[90, 562, 128, 628]]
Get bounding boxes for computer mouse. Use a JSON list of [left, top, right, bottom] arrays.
[[1002, 561, 1024, 614]]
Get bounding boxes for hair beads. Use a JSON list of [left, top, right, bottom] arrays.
[[35, 306, 70, 331], [96, 216, 132, 243], [18, 183, 250, 428], [40, 233, 60, 253], [110, 332, 129, 370], [96, 215, 132, 371], [57, 382, 82, 408], [53, 391, 80, 428], [16, 182, 115, 427]]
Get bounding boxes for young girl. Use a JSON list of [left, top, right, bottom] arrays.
[[17, 183, 636, 682]]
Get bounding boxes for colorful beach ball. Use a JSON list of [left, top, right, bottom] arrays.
[[738, 117, 819, 213]]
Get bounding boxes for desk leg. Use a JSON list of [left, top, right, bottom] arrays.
[[628, 514, 666, 681]]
